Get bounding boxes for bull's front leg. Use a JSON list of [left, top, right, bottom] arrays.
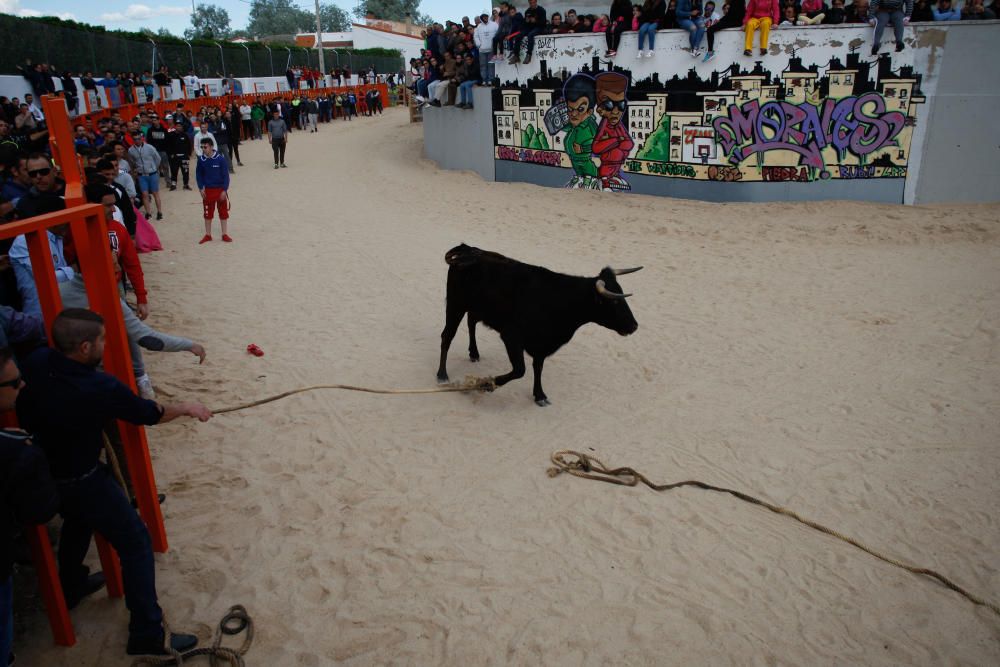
[[493, 336, 526, 389], [467, 314, 480, 362], [531, 356, 549, 406]]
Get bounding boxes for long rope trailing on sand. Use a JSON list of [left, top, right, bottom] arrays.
[[211, 376, 497, 414], [547, 450, 1000, 619]]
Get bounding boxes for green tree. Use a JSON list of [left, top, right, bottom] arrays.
[[185, 3, 232, 40], [247, 0, 314, 38], [353, 0, 431, 23], [319, 3, 350, 31]]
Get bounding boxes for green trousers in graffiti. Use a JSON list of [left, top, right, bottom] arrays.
[[565, 118, 599, 179]]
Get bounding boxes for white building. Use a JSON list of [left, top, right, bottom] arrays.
[[296, 22, 424, 65]]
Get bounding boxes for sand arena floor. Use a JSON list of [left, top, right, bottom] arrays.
[[13, 107, 1000, 665]]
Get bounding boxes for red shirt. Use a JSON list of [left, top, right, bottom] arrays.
[[63, 216, 148, 305]]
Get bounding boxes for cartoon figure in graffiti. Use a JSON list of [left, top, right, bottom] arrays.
[[591, 72, 634, 192], [559, 74, 601, 189]]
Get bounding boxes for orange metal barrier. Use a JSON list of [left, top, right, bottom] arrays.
[[6, 94, 166, 647]]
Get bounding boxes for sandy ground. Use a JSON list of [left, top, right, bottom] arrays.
[[12, 107, 1000, 665]]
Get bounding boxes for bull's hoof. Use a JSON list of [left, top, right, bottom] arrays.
[[436, 373, 450, 384], [469, 353, 480, 362], [472, 376, 497, 392], [535, 398, 551, 407]]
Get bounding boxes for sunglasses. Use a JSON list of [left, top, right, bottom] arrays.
[[0, 374, 22, 389], [599, 99, 627, 111], [27, 167, 52, 177]]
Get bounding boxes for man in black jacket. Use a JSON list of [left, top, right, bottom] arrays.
[[1, 345, 59, 667], [516, 0, 547, 64], [17, 309, 212, 657]]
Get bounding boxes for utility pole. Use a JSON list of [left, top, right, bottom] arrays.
[[314, 0, 326, 74]]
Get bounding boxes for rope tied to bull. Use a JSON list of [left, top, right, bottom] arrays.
[[212, 376, 497, 415], [130, 605, 254, 667], [548, 450, 1000, 618]]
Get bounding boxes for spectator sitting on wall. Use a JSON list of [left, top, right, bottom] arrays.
[[823, 0, 849, 21], [931, 0, 961, 18], [780, 3, 800, 22], [911, 0, 933, 19], [705, 0, 745, 61], [961, 0, 996, 18], [845, 0, 871, 20], [638, 0, 668, 58], [797, 0, 827, 23], [456, 54, 482, 110], [869, 0, 912, 54], [97, 71, 121, 107]]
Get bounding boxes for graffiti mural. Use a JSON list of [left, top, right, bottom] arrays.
[[492, 52, 925, 188]]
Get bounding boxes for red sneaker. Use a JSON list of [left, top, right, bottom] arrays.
[[246, 344, 264, 357], [222, 234, 233, 243], [199, 235, 212, 244]]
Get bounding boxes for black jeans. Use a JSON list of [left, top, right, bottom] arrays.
[[706, 14, 743, 51], [168, 154, 189, 187], [272, 139, 286, 165], [57, 466, 163, 642], [514, 27, 542, 57], [606, 22, 627, 52]]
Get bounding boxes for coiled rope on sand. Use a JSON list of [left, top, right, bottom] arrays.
[[548, 450, 1000, 618]]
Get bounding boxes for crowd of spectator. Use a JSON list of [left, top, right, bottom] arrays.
[[407, 0, 996, 80], [1, 69, 393, 660]]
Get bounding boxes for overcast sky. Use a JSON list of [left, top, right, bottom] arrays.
[[0, 0, 490, 35]]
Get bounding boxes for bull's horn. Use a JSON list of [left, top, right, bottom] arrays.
[[612, 266, 643, 276], [596, 280, 632, 299]]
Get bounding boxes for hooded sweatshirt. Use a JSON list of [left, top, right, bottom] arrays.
[[744, 0, 781, 23]]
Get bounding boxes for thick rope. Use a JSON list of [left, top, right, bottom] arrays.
[[548, 450, 1000, 618], [212, 376, 497, 414], [130, 605, 254, 667]]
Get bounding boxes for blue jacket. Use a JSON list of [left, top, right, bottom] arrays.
[[676, 0, 696, 19], [195, 153, 230, 190]]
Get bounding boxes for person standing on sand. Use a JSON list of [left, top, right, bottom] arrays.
[[195, 138, 232, 244], [267, 109, 289, 169]]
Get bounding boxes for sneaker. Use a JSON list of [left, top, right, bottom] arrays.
[[199, 234, 212, 244], [127, 632, 198, 656], [760, 48, 767, 56], [155, 212, 162, 221], [636, 50, 644, 59], [647, 50, 655, 58], [895, 42, 904, 52], [222, 234, 233, 243], [703, 51, 715, 63], [169, 185, 176, 191], [274, 164, 278, 169], [280, 163, 287, 168], [743, 49, 752, 57], [608, 50, 617, 57], [183, 185, 192, 190], [690, 48, 700, 58], [136, 373, 155, 400]]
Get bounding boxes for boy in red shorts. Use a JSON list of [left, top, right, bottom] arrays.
[[194, 137, 232, 243]]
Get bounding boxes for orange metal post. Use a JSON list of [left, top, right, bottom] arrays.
[[25, 525, 76, 646]]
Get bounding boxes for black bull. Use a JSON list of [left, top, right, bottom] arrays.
[[436, 244, 641, 406]]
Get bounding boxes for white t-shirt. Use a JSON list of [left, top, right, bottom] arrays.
[[184, 74, 200, 89], [239, 104, 252, 120]]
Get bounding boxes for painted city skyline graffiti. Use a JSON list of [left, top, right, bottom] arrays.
[[492, 52, 924, 189]]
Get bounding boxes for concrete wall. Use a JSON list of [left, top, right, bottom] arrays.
[[422, 86, 495, 183], [908, 23, 1000, 204], [423, 22, 1000, 205]]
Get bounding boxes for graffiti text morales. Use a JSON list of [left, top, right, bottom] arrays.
[[713, 94, 906, 168]]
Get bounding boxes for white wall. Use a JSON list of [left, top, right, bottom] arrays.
[[350, 25, 423, 64]]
